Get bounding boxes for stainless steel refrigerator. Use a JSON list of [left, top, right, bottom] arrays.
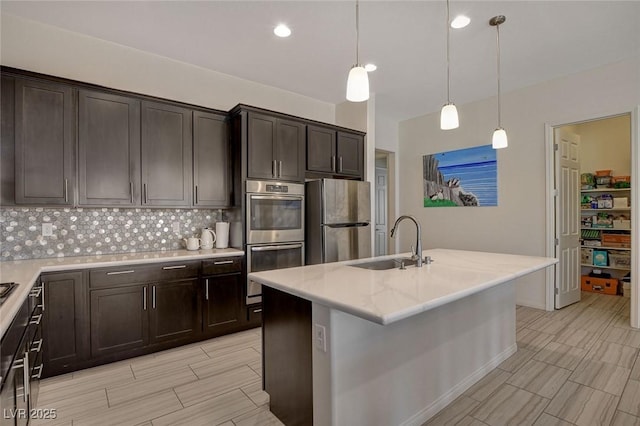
[[305, 179, 371, 265]]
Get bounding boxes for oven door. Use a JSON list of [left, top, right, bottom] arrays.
[[246, 242, 304, 305], [246, 194, 304, 244]]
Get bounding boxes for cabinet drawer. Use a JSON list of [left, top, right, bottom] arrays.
[[90, 261, 200, 288], [247, 304, 263, 325], [202, 257, 242, 275]]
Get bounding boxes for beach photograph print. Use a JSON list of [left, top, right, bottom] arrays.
[[423, 144, 497, 207]]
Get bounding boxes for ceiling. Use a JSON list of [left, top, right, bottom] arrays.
[[2, 1, 639, 122]]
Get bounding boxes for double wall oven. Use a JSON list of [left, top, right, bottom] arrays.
[[245, 180, 305, 305]]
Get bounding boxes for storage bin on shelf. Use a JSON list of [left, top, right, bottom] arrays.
[[611, 176, 631, 188], [581, 275, 618, 295], [601, 233, 631, 248], [609, 250, 631, 269]]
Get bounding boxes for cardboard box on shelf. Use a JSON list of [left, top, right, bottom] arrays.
[[592, 250, 608, 266], [613, 197, 628, 208], [601, 233, 631, 248], [581, 248, 593, 265], [612, 219, 631, 230]]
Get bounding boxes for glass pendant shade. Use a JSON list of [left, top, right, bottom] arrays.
[[346, 65, 370, 102], [492, 127, 508, 149], [440, 103, 459, 130]]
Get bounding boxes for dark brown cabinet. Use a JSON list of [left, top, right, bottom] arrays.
[[149, 278, 200, 344], [193, 111, 231, 207], [202, 257, 243, 336], [247, 112, 305, 182], [42, 271, 89, 377], [306, 125, 364, 178], [14, 78, 75, 205], [78, 90, 141, 206], [90, 284, 149, 358], [141, 101, 192, 207]]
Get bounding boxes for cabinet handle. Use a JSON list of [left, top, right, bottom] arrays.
[[332, 156, 336, 172], [162, 265, 186, 270], [205, 278, 209, 300], [31, 364, 44, 380], [152, 285, 156, 309], [278, 161, 282, 178], [22, 352, 29, 402], [143, 287, 147, 310], [213, 260, 233, 265], [253, 309, 262, 313], [339, 156, 343, 172], [64, 179, 68, 202], [272, 160, 277, 178], [30, 314, 42, 325], [106, 270, 135, 275], [143, 183, 148, 204], [130, 182, 134, 203], [31, 338, 43, 353], [195, 185, 199, 204], [29, 286, 43, 298]]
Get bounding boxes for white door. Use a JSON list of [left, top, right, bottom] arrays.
[[375, 167, 388, 256], [555, 128, 581, 308]]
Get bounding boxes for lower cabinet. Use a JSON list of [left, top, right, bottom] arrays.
[[90, 284, 150, 359], [42, 271, 89, 377], [203, 273, 242, 336], [150, 278, 200, 344]]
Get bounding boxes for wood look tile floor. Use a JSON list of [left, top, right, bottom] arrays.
[[34, 292, 638, 426]]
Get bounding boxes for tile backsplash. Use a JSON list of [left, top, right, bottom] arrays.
[[0, 207, 239, 261]]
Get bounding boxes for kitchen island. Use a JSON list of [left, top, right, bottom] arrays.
[[248, 248, 557, 426]]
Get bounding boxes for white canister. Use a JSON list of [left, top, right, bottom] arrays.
[[215, 222, 230, 249]]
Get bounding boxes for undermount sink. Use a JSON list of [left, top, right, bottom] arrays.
[[350, 258, 418, 270]]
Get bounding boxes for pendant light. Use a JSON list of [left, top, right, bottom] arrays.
[[440, 0, 459, 130], [346, 0, 369, 102], [490, 15, 508, 149]]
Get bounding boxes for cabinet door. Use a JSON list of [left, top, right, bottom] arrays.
[[203, 274, 242, 336], [14, 78, 75, 205], [149, 278, 200, 345], [42, 271, 89, 377], [141, 101, 192, 206], [336, 132, 364, 177], [193, 111, 230, 207], [276, 119, 305, 182], [306, 125, 336, 174], [247, 112, 276, 180], [78, 90, 141, 206], [1, 76, 15, 206], [90, 285, 149, 358]]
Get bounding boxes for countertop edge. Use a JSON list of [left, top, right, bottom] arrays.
[[0, 248, 244, 337]]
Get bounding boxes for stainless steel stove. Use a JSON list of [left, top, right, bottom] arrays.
[[0, 282, 19, 305]]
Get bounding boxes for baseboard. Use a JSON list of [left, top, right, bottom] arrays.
[[400, 343, 518, 426], [515, 299, 547, 310]]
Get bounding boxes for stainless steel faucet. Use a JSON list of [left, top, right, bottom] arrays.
[[390, 215, 423, 267]]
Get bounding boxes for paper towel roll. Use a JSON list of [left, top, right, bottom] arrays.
[[215, 222, 230, 249]]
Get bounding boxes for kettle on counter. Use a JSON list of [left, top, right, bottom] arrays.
[[200, 228, 216, 250]]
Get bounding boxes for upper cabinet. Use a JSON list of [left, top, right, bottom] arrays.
[[306, 125, 364, 179], [78, 90, 141, 206], [141, 101, 193, 207], [14, 78, 75, 205], [193, 111, 231, 208], [247, 112, 305, 182]]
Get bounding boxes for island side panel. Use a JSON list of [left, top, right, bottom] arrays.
[[323, 282, 516, 426], [262, 285, 313, 426]]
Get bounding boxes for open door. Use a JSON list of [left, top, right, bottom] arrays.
[[555, 127, 581, 308]]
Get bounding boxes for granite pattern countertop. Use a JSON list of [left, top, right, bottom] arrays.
[[0, 248, 244, 337], [249, 248, 557, 325]]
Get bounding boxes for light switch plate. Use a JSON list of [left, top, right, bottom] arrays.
[[314, 324, 327, 352], [172, 222, 180, 233], [42, 223, 53, 237]]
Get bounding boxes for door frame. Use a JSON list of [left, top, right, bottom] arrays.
[[544, 106, 639, 329]]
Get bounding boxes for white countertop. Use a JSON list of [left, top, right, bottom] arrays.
[[0, 248, 244, 337], [248, 248, 557, 325]]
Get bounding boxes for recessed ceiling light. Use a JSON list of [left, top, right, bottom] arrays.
[[451, 15, 471, 29], [274, 24, 291, 38], [364, 63, 377, 72]]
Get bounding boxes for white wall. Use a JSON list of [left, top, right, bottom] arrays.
[[0, 13, 335, 123], [575, 114, 632, 175], [398, 56, 640, 309]]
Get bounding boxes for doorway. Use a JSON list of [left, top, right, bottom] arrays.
[[374, 150, 396, 256], [547, 111, 638, 328]]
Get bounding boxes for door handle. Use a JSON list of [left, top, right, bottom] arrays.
[[143, 183, 148, 204], [31, 338, 43, 353], [272, 160, 277, 178], [251, 243, 303, 252], [195, 185, 199, 204], [278, 161, 282, 178], [213, 260, 234, 265], [205, 278, 209, 300], [130, 182, 134, 203], [332, 156, 336, 172], [106, 270, 135, 275], [162, 265, 187, 270], [32, 364, 44, 380], [152, 285, 156, 309], [30, 314, 43, 325], [64, 179, 68, 203], [143, 287, 147, 310], [339, 156, 343, 172]]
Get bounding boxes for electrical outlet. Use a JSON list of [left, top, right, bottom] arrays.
[[314, 324, 327, 352], [42, 223, 53, 237], [172, 222, 180, 233]]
